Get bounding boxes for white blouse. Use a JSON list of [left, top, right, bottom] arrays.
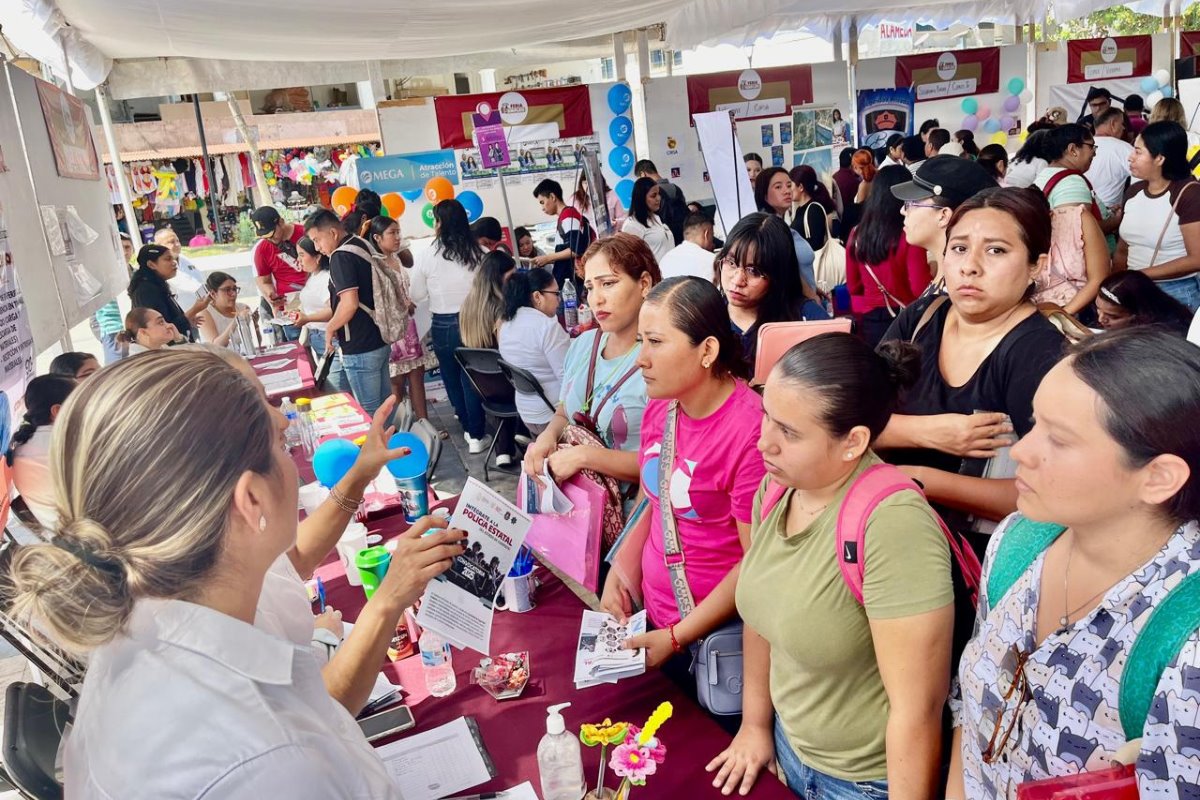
[[297, 270, 332, 332], [497, 306, 570, 426], [11, 425, 55, 531], [411, 244, 487, 315], [621, 215, 675, 264]]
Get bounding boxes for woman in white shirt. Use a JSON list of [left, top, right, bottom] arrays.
[[412, 199, 491, 452], [497, 268, 570, 435], [290, 236, 348, 392], [621, 177, 675, 263], [121, 307, 181, 354], [7, 349, 465, 798], [7, 375, 76, 531], [198, 271, 257, 350]]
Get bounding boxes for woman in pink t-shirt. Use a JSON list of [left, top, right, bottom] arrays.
[[601, 276, 766, 671]]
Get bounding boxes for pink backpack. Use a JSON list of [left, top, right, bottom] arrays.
[[760, 463, 982, 607]]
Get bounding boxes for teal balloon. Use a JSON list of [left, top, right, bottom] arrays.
[[609, 115, 633, 146], [607, 83, 632, 115], [458, 190, 484, 223], [609, 146, 634, 177], [1007, 77, 1026, 95], [313, 439, 360, 489], [400, 189, 424, 201], [615, 179, 634, 210], [961, 97, 979, 115]]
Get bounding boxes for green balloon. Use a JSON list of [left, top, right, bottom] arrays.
[[961, 97, 978, 115], [380, 204, 391, 218], [1007, 77, 1026, 95], [421, 202, 436, 228]]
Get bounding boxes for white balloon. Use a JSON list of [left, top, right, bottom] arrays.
[[1147, 90, 1165, 108], [1020, 89, 1034, 104], [1155, 68, 1171, 86]]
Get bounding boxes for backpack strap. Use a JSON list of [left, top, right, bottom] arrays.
[[1120, 570, 1200, 741], [985, 516, 1067, 612], [760, 479, 788, 521], [909, 294, 950, 344], [834, 463, 924, 604]]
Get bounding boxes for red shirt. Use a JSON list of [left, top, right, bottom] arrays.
[[844, 229, 932, 315], [252, 224, 308, 295]]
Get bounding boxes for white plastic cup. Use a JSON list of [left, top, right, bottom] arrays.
[[336, 522, 369, 587], [298, 482, 329, 516]]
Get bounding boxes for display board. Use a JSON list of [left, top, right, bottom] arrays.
[[0, 62, 126, 354]]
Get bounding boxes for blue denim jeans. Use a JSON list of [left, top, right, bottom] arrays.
[[1155, 275, 1200, 313], [340, 344, 391, 417], [430, 313, 486, 439], [306, 329, 350, 395], [773, 716, 888, 800]]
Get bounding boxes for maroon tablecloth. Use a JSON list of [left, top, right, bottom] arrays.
[[249, 341, 316, 400], [315, 508, 793, 799]]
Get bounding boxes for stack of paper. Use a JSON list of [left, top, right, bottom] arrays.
[[375, 716, 495, 800], [573, 609, 647, 690], [260, 368, 304, 395]]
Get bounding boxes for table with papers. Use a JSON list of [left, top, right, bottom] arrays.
[[248, 341, 316, 399]]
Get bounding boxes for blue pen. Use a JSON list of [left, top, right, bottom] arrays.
[[316, 576, 327, 613]]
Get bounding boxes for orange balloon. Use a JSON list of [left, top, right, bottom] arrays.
[[424, 176, 455, 204], [381, 192, 406, 219], [331, 186, 358, 216]]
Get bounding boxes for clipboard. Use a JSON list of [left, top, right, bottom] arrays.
[[314, 351, 334, 389]]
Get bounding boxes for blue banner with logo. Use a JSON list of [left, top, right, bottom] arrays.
[[356, 150, 459, 194]]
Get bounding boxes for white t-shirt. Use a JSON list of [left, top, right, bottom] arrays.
[[1005, 157, 1047, 189], [1085, 136, 1134, 209], [1120, 179, 1200, 271], [497, 307, 571, 426], [167, 254, 206, 299], [11, 425, 55, 531], [410, 244, 486, 314], [297, 270, 331, 332], [64, 597, 400, 799], [659, 240, 717, 281], [621, 215, 675, 263]]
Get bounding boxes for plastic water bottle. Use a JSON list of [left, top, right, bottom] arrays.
[[562, 279, 578, 328], [261, 323, 276, 351], [577, 303, 593, 328], [295, 397, 317, 457], [537, 703, 585, 800], [280, 397, 302, 449], [419, 629, 457, 697]]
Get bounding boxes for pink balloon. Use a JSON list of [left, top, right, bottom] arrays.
[[962, 114, 979, 131], [1003, 95, 1021, 113], [976, 105, 992, 120]]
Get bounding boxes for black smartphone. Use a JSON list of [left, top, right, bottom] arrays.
[[357, 703, 416, 742]]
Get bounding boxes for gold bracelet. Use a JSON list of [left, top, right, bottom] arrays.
[[328, 487, 362, 514]]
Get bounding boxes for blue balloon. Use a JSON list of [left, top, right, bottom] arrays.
[[609, 146, 634, 178], [983, 118, 1001, 134], [458, 190, 484, 223], [607, 83, 632, 116], [313, 439, 360, 489], [1141, 75, 1161, 93], [1162, 85, 1176, 99], [615, 179, 635, 210], [400, 189, 424, 201], [386, 432, 430, 479], [609, 115, 633, 146]]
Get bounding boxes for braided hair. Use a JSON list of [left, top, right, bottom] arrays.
[[7, 375, 76, 466]]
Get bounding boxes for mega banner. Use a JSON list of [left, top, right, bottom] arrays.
[[896, 47, 1000, 101], [356, 150, 459, 194], [434, 86, 593, 150], [687, 66, 814, 122], [1067, 36, 1152, 83], [857, 88, 915, 150]]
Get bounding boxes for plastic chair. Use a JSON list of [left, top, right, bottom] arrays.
[[454, 348, 521, 481], [408, 418, 443, 482], [497, 359, 557, 417], [2, 682, 70, 800]]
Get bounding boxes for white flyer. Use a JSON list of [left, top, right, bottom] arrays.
[[416, 478, 532, 654]]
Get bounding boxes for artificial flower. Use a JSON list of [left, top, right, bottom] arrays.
[[610, 742, 657, 785], [637, 702, 673, 745], [624, 725, 667, 764], [581, 718, 629, 747]]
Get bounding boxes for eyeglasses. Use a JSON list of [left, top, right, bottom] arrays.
[[719, 258, 766, 281], [981, 643, 1032, 764], [1081, 141, 1097, 150], [217, 285, 240, 294], [903, 200, 943, 211], [539, 289, 561, 296]]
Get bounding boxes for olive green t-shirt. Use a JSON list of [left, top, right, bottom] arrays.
[[735, 453, 954, 782]]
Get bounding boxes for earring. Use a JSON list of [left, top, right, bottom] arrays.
[[845, 452, 855, 460], [702, 360, 712, 369], [258, 516, 267, 532]]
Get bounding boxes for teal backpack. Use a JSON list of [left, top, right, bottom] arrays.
[[987, 517, 1200, 740]]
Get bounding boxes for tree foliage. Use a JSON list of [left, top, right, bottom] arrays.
[[1053, 4, 1200, 39]]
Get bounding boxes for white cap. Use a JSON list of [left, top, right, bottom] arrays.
[[546, 702, 571, 735]]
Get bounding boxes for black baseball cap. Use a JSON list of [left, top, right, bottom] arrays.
[[891, 155, 998, 209], [251, 206, 283, 237]]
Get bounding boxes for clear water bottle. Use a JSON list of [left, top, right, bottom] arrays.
[[280, 397, 302, 449], [295, 397, 317, 457], [577, 303, 593, 328], [419, 629, 457, 697], [562, 279, 578, 328], [261, 322, 276, 351]]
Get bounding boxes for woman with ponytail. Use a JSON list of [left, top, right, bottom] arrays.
[[8, 375, 76, 530], [708, 333, 954, 800], [498, 268, 570, 435]]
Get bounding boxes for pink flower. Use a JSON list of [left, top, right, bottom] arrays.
[[624, 726, 667, 763], [610, 742, 658, 785]]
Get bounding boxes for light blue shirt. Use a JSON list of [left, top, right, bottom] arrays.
[[790, 228, 817, 292]]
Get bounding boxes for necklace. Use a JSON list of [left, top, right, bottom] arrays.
[[1057, 530, 1167, 633], [580, 337, 638, 415]]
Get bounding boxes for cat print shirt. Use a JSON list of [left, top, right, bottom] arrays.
[[958, 514, 1200, 798]]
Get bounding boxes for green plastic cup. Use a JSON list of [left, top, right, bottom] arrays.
[[355, 546, 392, 600]]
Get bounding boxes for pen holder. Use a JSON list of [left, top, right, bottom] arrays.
[[493, 567, 536, 613]]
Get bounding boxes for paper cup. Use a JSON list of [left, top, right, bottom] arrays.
[[335, 522, 369, 587], [298, 482, 330, 515], [354, 545, 391, 599]]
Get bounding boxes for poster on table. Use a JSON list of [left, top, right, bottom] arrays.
[[687, 66, 814, 122], [0, 205, 36, 531], [895, 47, 1000, 101], [693, 111, 758, 235], [792, 107, 853, 151], [1066, 36, 1152, 83], [857, 88, 915, 150], [356, 150, 459, 195], [416, 479, 532, 655], [34, 77, 100, 181], [434, 86, 594, 150]]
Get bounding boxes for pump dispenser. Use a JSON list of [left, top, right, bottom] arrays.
[[537, 702, 584, 799]]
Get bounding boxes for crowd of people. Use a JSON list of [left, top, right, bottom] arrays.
[[15, 98, 1200, 799]]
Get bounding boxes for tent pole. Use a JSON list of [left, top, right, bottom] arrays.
[[191, 96, 225, 242], [495, 168, 516, 248], [94, 83, 143, 248], [222, 91, 272, 207], [847, 19, 859, 147]]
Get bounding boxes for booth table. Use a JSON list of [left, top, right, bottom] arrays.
[[249, 342, 316, 400], [313, 506, 794, 799]]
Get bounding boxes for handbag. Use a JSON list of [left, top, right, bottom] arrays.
[[861, 261, 907, 319], [659, 400, 744, 716], [518, 468, 607, 594], [802, 204, 847, 290], [389, 318, 425, 363]]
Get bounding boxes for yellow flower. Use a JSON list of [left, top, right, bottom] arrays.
[[580, 718, 629, 747], [637, 702, 673, 745]]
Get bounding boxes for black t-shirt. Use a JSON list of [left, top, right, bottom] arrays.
[[329, 235, 386, 355], [791, 201, 828, 252], [879, 296, 1065, 480], [128, 267, 192, 341]]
